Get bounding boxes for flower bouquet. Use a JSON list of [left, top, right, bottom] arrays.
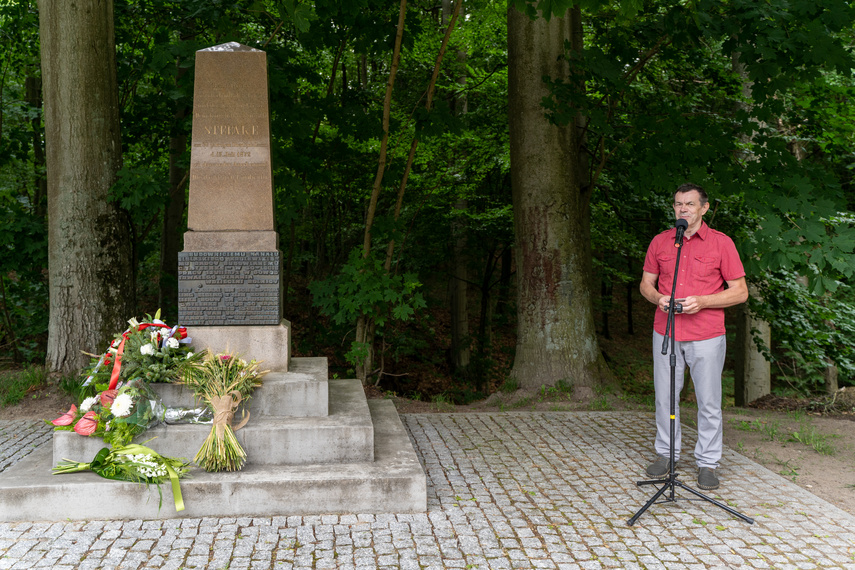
[[53, 442, 190, 512], [81, 310, 201, 390], [51, 378, 165, 446], [180, 353, 266, 472]]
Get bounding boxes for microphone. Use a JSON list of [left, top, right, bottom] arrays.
[[674, 219, 688, 247]]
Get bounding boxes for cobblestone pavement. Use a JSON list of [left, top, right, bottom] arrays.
[[2, 412, 855, 569], [0, 421, 53, 473]]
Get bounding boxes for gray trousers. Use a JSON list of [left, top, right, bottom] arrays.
[[652, 331, 726, 469]]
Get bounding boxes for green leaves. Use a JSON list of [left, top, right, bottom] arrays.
[[108, 167, 166, 212], [309, 247, 426, 328], [309, 248, 426, 368], [276, 0, 317, 33], [752, 272, 855, 391]]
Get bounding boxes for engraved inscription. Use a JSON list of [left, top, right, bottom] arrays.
[[190, 145, 269, 166], [203, 125, 259, 136], [178, 251, 281, 326]]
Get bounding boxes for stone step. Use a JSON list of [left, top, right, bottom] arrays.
[[53, 379, 371, 466], [154, 356, 329, 418], [0, 400, 426, 520]]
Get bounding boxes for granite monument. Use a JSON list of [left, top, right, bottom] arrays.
[[178, 42, 290, 369]]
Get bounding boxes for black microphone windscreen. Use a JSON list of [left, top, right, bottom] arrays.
[[675, 219, 688, 229]]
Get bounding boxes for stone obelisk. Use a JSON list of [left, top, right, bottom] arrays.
[[178, 42, 289, 370]]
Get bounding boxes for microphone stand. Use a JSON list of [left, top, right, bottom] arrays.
[[627, 230, 754, 526]]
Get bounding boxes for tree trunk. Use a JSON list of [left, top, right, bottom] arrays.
[[39, 0, 134, 373], [731, 52, 771, 403], [507, 5, 608, 397], [734, 284, 771, 406], [823, 358, 839, 395], [449, 198, 470, 372]]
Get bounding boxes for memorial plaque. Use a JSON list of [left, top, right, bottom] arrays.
[[178, 252, 281, 326]]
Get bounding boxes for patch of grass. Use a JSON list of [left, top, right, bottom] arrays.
[[588, 395, 613, 411], [731, 418, 781, 441], [510, 396, 534, 409], [789, 425, 838, 456], [616, 390, 655, 411], [538, 381, 572, 402], [787, 409, 807, 422], [0, 366, 48, 407], [58, 373, 93, 403], [777, 459, 800, 481], [499, 376, 519, 393], [736, 416, 840, 456], [432, 393, 455, 412]]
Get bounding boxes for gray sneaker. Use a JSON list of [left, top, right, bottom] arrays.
[[698, 467, 719, 490], [646, 455, 672, 477]]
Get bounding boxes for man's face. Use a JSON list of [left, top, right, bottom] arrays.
[[673, 190, 710, 232]]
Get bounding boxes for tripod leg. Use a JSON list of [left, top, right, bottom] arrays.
[[627, 481, 671, 526], [673, 480, 754, 524]]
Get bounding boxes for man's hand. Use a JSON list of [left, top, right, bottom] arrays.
[[679, 296, 705, 314], [674, 278, 749, 315]]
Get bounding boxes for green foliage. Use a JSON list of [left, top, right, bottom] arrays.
[[788, 425, 838, 456], [310, 248, 426, 325], [751, 273, 855, 393], [109, 167, 167, 212], [0, 365, 47, 407], [499, 376, 519, 394], [309, 248, 426, 366]]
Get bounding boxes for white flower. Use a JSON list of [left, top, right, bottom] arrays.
[[150, 331, 160, 343], [186, 352, 194, 359], [80, 396, 98, 413], [140, 344, 156, 356], [166, 337, 180, 349], [111, 393, 134, 417]]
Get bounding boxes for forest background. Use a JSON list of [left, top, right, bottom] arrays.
[[2, 0, 855, 407]]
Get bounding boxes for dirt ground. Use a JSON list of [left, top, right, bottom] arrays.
[[3, 380, 854, 517]]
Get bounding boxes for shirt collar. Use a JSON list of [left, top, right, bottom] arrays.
[[686, 221, 708, 241]]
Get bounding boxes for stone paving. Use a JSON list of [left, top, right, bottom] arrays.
[[1, 412, 855, 569]]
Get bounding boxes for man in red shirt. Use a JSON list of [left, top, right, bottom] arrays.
[[640, 183, 748, 490]]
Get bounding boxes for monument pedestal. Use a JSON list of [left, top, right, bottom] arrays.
[[189, 319, 291, 371]]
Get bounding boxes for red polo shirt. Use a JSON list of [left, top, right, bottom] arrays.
[[643, 222, 745, 341]]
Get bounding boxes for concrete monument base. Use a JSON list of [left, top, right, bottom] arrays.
[[0, 357, 427, 521], [0, 401, 425, 521], [190, 319, 291, 371]]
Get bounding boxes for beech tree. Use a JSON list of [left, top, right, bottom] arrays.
[[38, 0, 134, 372], [507, 3, 609, 394]]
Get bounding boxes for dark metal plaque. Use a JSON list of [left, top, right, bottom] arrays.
[[178, 251, 281, 326]]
